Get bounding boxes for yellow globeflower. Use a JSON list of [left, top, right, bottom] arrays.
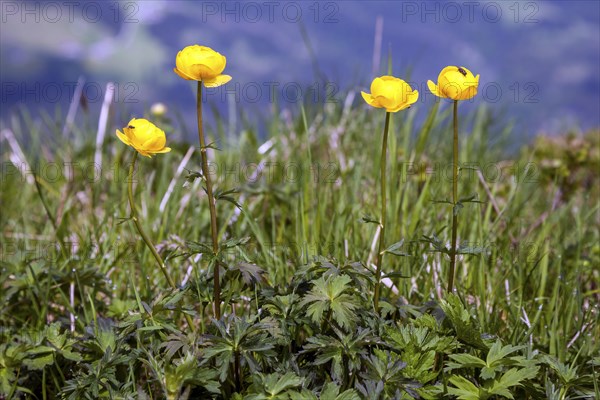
[[427, 66, 480, 101], [116, 118, 171, 157], [173, 45, 232, 87], [361, 76, 419, 112]]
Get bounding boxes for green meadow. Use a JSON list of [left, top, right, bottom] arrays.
[[1, 90, 599, 398]]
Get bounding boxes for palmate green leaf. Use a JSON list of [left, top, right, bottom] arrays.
[[329, 295, 360, 330], [385, 321, 457, 384], [22, 324, 88, 369], [289, 383, 361, 400], [306, 298, 329, 324], [202, 317, 276, 383], [228, 262, 265, 286], [246, 372, 303, 400], [481, 365, 499, 381], [262, 372, 303, 396], [447, 340, 531, 381], [440, 294, 488, 350], [446, 353, 487, 371], [319, 382, 362, 400], [263, 294, 299, 315], [201, 338, 233, 383], [355, 380, 385, 399], [378, 300, 398, 318], [23, 351, 54, 370], [541, 354, 581, 385], [327, 275, 352, 298], [487, 366, 539, 398], [45, 323, 66, 348], [295, 258, 372, 292], [407, 350, 438, 384], [165, 352, 220, 397], [305, 300, 329, 325], [447, 376, 481, 400], [304, 334, 343, 366], [289, 390, 316, 400], [24, 345, 55, 356], [159, 332, 193, 361], [61, 349, 83, 362], [361, 349, 407, 395], [486, 341, 525, 368], [302, 327, 375, 384], [300, 275, 360, 330]]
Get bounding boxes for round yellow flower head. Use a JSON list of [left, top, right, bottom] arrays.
[[427, 66, 480, 101], [361, 76, 419, 112], [116, 118, 171, 158], [174, 45, 232, 87]]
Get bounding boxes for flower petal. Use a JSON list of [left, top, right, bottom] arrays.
[[407, 90, 419, 105], [377, 94, 398, 111], [370, 77, 386, 94], [458, 66, 476, 82], [174, 67, 194, 80], [391, 97, 413, 111], [459, 85, 478, 100], [442, 83, 462, 100], [444, 71, 468, 86], [203, 74, 232, 88], [116, 129, 131, 146], [361, 91, 379, 108], [189, 63, 219, 80], [142, 135, 166, 152], [137, 149, 153, 158], [438, 66, 457, 83], [386, 103, 409, 113], [372, 77, 398, 101], [427, 80, 443, 98]]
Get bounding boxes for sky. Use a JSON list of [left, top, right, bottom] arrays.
[[1, 0, 599, 142]]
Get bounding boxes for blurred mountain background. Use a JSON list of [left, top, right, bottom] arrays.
[[1, 0, 598, 142]]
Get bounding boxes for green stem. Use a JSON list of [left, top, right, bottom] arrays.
[[196, 82, 221, 319], [234, 351, 241, 392], [448, 100, 459, 293], [33, 174, 68, 260], [127, 151, 195, 331], [374, 111, 391, 312]]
